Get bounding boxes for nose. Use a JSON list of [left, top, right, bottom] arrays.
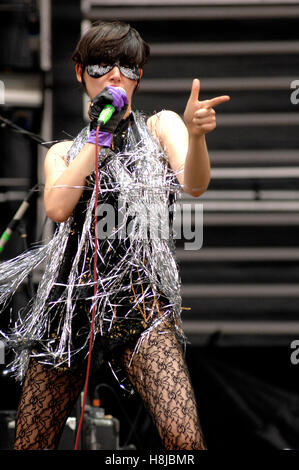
[[109, 65, 121, 81]]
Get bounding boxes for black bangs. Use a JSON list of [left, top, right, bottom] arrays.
[[72, 21, 150, 69], [88, 34, 145, 67]]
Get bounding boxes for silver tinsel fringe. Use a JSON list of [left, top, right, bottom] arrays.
[[0, 111, 186, 385]]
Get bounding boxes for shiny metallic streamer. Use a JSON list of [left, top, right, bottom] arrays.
[[0, 112, 186, 387]]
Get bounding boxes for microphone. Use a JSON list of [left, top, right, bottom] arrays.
[[97, 87, 127, 126]]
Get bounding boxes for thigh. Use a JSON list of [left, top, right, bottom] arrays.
[[121, 322, 206, 450], [14, 358, 84, 450]]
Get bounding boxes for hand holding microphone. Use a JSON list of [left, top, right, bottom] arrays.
[[87, 86, 128, 147]]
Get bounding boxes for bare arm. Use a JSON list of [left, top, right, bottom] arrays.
[[148, 110, 210, 197], [44, 141, 98, 222]]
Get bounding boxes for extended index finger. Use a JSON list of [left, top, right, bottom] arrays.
[[203, 95, 231, 108]]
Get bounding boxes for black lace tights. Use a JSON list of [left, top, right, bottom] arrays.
[[14, 359, 85, 450], [122, 324, 206, 450], [14, 325, 206, 450]]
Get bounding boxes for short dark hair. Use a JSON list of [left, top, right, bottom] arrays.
[[72, 20, 150, 70]]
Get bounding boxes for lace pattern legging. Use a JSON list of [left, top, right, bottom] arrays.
[[14, 324, 206, 450]]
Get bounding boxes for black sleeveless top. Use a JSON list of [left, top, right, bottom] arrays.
[[1, 110, 185, 388], [40, 114, 171, 374]]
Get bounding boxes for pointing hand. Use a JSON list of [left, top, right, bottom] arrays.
[[184, 79, 230, 137]]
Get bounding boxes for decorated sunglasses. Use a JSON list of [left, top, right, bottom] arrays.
[[86, 62, 141, 81]]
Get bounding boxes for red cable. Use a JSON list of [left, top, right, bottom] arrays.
[[74, 125, 101, 450]]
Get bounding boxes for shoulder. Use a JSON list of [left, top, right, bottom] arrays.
[[147, 110, 187, 145], [147, 110, 182, 130], [44, 140, 74, 166], [46, 140, 74, 157]]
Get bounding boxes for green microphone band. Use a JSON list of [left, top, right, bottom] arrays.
[[97, 104, 115, 125]]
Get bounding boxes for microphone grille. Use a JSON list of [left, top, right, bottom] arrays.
[[118, 86, 126, 96]]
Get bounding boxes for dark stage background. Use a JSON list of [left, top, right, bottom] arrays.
[[1, 0, 299, 451]]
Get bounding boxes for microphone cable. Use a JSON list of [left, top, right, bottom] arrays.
[[74, 124, 101, 450]]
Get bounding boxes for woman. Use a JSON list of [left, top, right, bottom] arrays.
[[5, 20, 229, 450]]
